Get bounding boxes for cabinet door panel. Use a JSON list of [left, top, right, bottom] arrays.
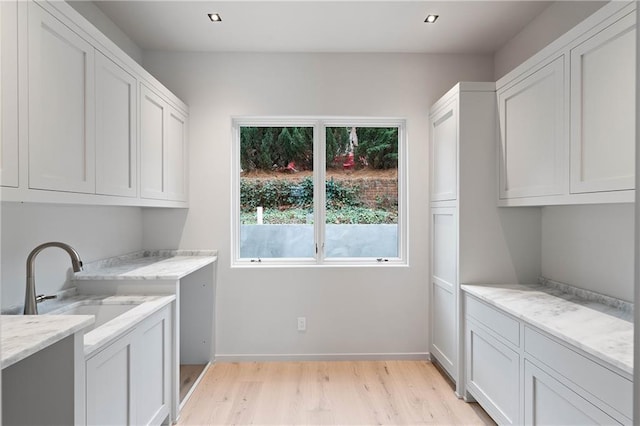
[[166, 108, 187, 201], [430, 100, 457, 202], [498, 57, 565, 199], [86, 333, 134, 426], [524, 361, 619, 425], [28, 2, 95, 193], [1, 0, 18, 188], [431, 209, 457, 379], [95, 52, 137, 197], [466, 320, 519, 425], [570, 12, 636, 193], [140, 85, 166, 200], [135, 310, 170, 425]]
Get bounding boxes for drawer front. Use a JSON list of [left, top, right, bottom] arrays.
[[466, 294, 520, 347], [524, 326, 632, 420]]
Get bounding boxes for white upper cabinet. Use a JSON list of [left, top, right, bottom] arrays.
[[166, 108, 188, 202], [496, 2, 636, 206], [1, 0, 189, 207], [498, 56, 565, 200], [27, 1, 95, 193], [430, 100, 457, 202], [95, 51, 137, 197], [140, 84, 166, 200], [140, 84, 188, 202], [570, 11, 636, 194], [1, 1, 19, 188]]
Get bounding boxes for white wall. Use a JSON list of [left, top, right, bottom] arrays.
[[141, 52, 494, 358], [541, 204, 634, 302], [66, 0, 143, 64], [493, 1, 606, 80], [1, 203, 143, 310]]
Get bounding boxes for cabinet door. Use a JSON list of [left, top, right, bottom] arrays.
[[134, 307, 171, 425], [86, 332, 134, 426], [165, 107, 187, 201], [430, 208, 457, 380], [1, 0, 18, 188], [570, 12, 636, 194], [498, 56, 565, 199], [466, 319, 520, 425], [95, 51, 137, 197], [28, 2, 95, 193], [523, 360, 619, 425], [140, 84, 166, 200], [430, 99, 457, 202]]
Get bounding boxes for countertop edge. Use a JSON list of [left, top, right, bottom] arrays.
[[2, 315, 94, 369], [73, 255, 217, 281], [83, 295, 176, 357]]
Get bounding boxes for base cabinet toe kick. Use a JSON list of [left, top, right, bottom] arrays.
[[462, 289, 632, 425]]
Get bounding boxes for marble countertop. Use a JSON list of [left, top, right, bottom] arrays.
[[461, 283, 633, 375], [45, 294, 176, 357], [1, 315, 94, 369], [73, 249, 217, 280]]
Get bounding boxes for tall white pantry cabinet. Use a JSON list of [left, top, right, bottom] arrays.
[[428, 83, 538, 395]]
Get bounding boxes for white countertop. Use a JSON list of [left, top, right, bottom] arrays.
[[1, 315, 94, 369], [73, 249, 217, 280], [462, 283, 633, 375]]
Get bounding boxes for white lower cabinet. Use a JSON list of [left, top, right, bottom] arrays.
[[86, 305, 171, 426], [86, 331, 134, 426], [465, 318, 520, 425], [523, 361, 618, 425], [464, 292, 632, 426]]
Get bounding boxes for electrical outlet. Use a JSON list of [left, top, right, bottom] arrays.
[[297, 317, 306, 331]]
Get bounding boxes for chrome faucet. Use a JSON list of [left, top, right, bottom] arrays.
[[24, 242, 83, 315]]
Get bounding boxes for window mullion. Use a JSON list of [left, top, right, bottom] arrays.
[[314, 122, 326, 264]]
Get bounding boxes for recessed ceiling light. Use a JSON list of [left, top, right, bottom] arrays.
[[208, 13, 222, 22], [424, 14, 439, 24]]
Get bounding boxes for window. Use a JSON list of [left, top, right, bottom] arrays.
[[232, 117, 407, 266]]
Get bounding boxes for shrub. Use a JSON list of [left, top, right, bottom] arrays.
[[241, 177, 361, 211], [240, 207, 397, 225]]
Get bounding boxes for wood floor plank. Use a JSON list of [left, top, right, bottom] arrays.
[[177, 360, 496, 425]]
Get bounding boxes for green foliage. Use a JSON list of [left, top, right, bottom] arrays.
[[240, 207, 397, 225], [240, 179, 292, 210], [355, 127, 398, 169], [325, 178, 360, 208], [241, 177, 362, 211], [241, 127, 313, 171], [325, 127, 350, 168], [326, 207, 397, 224], [240, 126, 399, 171]]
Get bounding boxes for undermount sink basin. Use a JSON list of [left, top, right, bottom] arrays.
[[49, 302, 140, 332]]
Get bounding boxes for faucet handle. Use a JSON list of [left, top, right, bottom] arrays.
[[35, 294, 57, 303]]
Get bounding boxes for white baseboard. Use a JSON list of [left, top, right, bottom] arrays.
[[214, 352, 430, 362]]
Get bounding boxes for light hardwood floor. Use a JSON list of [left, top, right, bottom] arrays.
[[177, 361, 495, 425]]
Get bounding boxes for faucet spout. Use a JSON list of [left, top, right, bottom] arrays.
[[24, 242, 83, 315]]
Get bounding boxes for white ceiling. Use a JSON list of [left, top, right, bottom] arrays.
[[92, 1, 553, 54]]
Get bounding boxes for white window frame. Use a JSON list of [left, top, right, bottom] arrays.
[[231, 116, 408, 267]]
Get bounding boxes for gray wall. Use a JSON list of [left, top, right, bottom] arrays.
[[493, 1, 607, 80], [66, 0, 143, 64], [141, 51, 494, 358], [1, 203, 143, 309]]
